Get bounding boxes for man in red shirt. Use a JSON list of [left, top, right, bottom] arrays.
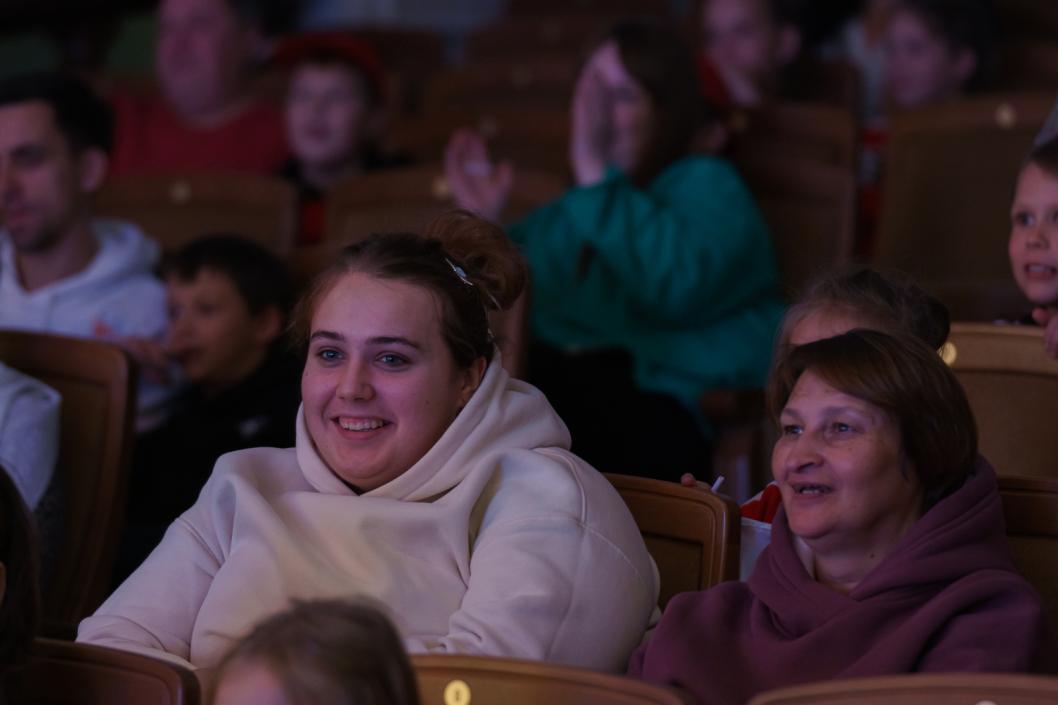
[[109, 0, 287, 176]]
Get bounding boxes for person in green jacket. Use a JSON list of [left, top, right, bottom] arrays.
[[444, 18, 785, 481]]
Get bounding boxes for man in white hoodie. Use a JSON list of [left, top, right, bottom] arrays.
[[0, 72, 169, 425]]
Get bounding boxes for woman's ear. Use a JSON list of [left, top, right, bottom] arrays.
[[252, 305, 284, 347], [457, 357, 488, 408], [77, 148, 109, 194]]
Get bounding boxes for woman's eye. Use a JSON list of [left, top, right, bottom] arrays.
[[316, 348, 341, 362], [1013, 211, 1033, 228], [377, 353, 408, 367], [781, 424, 801, 436], [831, 422, 852, 434]]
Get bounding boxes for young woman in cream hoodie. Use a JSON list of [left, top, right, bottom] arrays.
[[78, 210, 658, 674]]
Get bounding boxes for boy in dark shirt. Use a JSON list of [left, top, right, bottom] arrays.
[[114, 235, 300, 582]]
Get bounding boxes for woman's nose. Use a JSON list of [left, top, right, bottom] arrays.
[[782, 436, 824, 475], [337, 362, 375, 402]]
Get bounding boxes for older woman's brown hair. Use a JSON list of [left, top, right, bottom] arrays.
[[212, 599, 419, 705], [768, 329, 978, 508]]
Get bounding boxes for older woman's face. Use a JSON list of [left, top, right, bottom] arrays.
[[773, 370, 923, 556], [301, 273, 480, 492]]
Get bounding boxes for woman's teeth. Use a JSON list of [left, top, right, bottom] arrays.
[[796, 485, 830, 495], [339, 418, 385, 431]]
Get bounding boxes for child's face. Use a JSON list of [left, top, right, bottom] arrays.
[[213, 660, 290, 705], [787, 307, 872, 347], [286, 63, 374, 170], [883, 8, 973, 110], [166, 269, 277, 389], [1009, 162, 1058, 307], [702, 0, 783, 84]]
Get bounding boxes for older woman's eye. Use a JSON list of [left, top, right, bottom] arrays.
[[831, 422, 853, 434], [781, 424, 801, 436]]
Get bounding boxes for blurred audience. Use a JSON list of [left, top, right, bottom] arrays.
[[882, 0, 993, 113], [858, 0, 994, 253], [1009, 136, 1058, 359], [276, 33, 409, 245], [447, 19, 783, 481], [0, 71, 171, 428], [108, 0, 287, 176], [114, 235, 299, 582], [634, 330, 1052, 705], [699, 0, 803, 108], [0, 466, 40, 684], [211, 599, 418, 705]]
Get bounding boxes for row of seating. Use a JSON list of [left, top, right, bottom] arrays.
[[13, 638, 1058, 705], [10, 322, 1058, 628]]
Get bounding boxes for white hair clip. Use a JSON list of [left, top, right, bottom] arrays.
[[442, 254, 499, 306]]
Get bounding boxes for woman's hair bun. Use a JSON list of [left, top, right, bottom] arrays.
[[423, 209, 528, 311]]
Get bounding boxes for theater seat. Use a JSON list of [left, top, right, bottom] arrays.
[[324, 164, 566, 245], [97, 172, 298, 255], [747, 672, 1058, 705], [7, 638, 199, 705], [943, 323, 1058, 479], [606, 474, 739, 608], [412, 654, 692, 705], [998, 475, 1058, 642], [0, 332, 135, 627]]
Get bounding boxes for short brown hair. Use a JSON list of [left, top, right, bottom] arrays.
[[291, 210, 528, 369], [213, 599, 418, 705], [779, 266, 951, 350], [768, 329, 977, 508]]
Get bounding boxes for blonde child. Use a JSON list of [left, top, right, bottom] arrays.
[[211, 600, 418, 705]]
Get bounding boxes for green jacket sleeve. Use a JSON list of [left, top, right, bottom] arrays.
[[510, 156, 778, 326]]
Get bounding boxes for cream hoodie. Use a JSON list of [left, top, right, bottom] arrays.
[[78, 359, 658, 672]]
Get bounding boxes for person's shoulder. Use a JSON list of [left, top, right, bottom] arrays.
[[203, 446, 304, 497], [659, 154, 739, 183], [478, 448, 634, 530]]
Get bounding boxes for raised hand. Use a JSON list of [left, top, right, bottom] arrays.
[[569, 65, 612, 186], [444, 128, 513, 222], [93, 320, 174, 385]]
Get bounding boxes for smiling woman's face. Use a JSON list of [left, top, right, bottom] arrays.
[[772, 370, 923, 557], [300, 273, 480, 492]]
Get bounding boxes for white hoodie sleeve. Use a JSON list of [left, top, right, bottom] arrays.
[[76, 513, 222, 670]]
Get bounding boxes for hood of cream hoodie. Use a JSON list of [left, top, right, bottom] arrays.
[[79, 358, 658, 673]]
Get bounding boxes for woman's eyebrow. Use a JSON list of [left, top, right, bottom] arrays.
[[309, 330, 343, 342], [367, 336, 422, 350]]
